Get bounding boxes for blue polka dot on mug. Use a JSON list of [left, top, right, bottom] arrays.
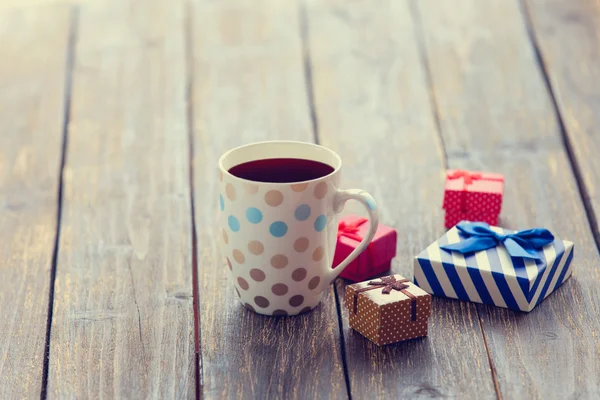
[[228, 215, 240, 232], [314, 215, 327, 232], [246, 207, 263, 224], [294, 204, 311, 221], [270, 221, 288, 237]]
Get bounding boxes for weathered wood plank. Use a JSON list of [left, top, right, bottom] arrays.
[[0, 5, 71, 398], [525, 0, 600, 243], [304, 0, 497, 398], [47, 1, 196, 398], [416, 0, 600, 398], [190, 1, 347, 398]]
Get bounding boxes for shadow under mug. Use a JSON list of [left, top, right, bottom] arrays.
[[217, 141, 379, 316]]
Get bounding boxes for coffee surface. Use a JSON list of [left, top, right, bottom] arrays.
[[228, 158, 334, 183]]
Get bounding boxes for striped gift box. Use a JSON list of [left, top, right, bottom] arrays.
[[413, 224, 574, 312]]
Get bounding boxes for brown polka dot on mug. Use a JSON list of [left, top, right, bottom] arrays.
[[254, 296, 270, 308], [270, 254, 288, 269], [226, 183, 236, 200], [237, 277, 249, 290], [264, 190, 284, 206], [312, 246, 324, 261], [292, 268, 307, 281], [289, 295, 304, 307], [308, 276, 320, 290], [248, 240, 264, 255], [272, 309, 288, 317], [314, 182, 328, 199], [291, 183, 308, 192], [271, 283, 289, 296], [250, 269, 266, 282], [222, 229, 228, 245], [232, 249, 245, 264], [244, 183, 259, 194], [294, 237, 309, 252]]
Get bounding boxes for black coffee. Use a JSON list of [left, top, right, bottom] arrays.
[[228, 158, 334, 183]]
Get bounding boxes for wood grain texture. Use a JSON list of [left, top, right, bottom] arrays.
[[416, 0, 600, 398], [190, 1, 347, 399], [0, 5, 71, 398], [525, 0, 600, 242], [304, 0, 497, 398], [47, 1, 196, 398]]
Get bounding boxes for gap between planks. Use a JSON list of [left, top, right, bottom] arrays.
[[409, 0, 502, 400], [409, 1, 505, 398], [299, 0, 321, 145], [40, 6, 78, 400], [411, 0, 504, 398], [298, 1, 351, 398], [184, 0, 202, 397]]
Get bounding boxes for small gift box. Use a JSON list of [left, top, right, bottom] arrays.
[[344, 274, 432, 346], [332, 215, 397, 282], [443, 169, 504, 228], [414, 221, 574, 312]]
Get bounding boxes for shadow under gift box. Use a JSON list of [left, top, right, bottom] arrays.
[[332, 215, 397, 282], [344, 274, 432, 346], [413, 224, 574, 312], [444, 211, 499, 230]]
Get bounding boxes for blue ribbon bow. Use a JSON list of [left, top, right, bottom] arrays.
[[440, 222, 555, 260]]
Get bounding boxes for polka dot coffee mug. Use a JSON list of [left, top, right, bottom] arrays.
[[218, 141, 379, 316]]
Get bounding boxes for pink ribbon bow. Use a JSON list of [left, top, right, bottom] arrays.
[[447, 169, 483, 186], [337, 218, 368, 242]]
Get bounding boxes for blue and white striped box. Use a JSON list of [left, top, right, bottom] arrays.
[[413, 224, 574, 312]]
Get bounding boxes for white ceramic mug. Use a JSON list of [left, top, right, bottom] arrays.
[[217, 141, 379, 316]]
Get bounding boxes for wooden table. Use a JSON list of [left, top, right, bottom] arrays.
[[2, 0, 600, 398]]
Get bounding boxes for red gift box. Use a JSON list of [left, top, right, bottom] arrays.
[[442, 169, 504, 228], [332, 215, 397, 282]]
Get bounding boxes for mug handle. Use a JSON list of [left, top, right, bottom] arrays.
[[327, 189, 380, 281]]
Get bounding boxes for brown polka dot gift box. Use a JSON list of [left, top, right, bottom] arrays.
[[443, 169, 504, 228], [344, 274, 432, 346]]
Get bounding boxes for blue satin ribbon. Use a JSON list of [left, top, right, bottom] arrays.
[[440, 222, 555, 260]]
